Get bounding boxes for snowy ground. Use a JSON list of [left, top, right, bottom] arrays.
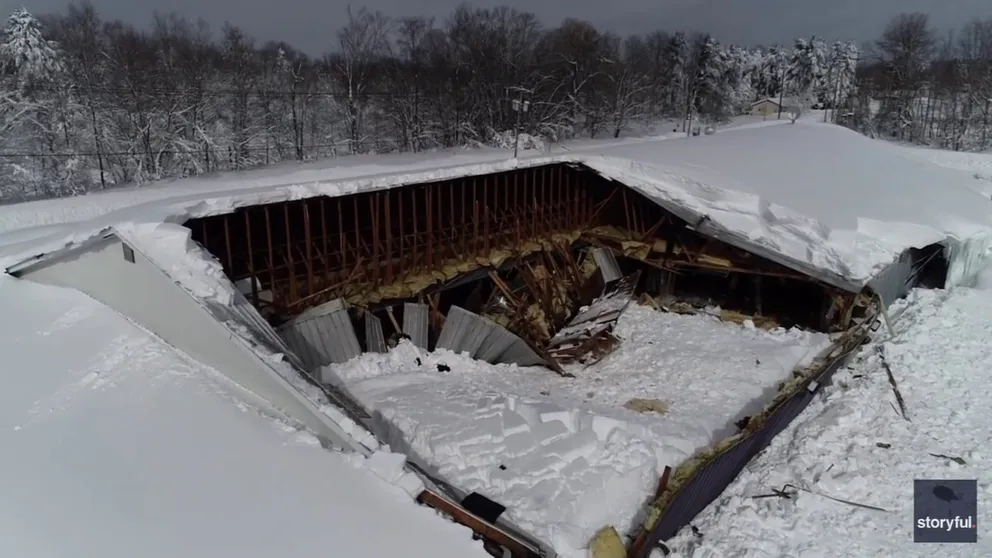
[[325, 304, 830, 557], [662, 282, 992, 558], [0, 275, 489, 558]]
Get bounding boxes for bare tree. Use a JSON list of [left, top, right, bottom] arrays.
[[331, 6, 390, 153]]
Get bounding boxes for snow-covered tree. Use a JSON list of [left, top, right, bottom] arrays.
[[825, 41, 859, 110], [0, 8, 64, 93], [787, 37, 827, 107]]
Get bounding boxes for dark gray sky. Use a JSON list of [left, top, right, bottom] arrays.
[[8, 0, 992, 54]]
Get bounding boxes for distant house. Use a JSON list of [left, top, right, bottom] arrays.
[[750, 98, 784, 117], [750, 97, 801, 118]]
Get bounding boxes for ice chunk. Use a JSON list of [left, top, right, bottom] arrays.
[[533, 419, 571, 446], [541, 429, 599, 463], [503, 430, 538, 457], [366, 450, 408, 484], [501, 409, 531, 435], [539, 409, 579, 433]]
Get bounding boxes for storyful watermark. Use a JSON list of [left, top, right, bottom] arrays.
[[914, 479, 978, 543]]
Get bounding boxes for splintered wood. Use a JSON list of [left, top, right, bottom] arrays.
[[546, 271, 640, 366]]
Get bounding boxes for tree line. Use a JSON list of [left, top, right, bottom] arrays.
[[853, 13, 992, 152], [0, 3, 981, 202]]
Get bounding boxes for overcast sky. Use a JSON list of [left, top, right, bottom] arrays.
[[8, 0, 992, 54]]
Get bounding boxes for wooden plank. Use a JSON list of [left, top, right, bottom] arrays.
[[416, 489, 541, 558]]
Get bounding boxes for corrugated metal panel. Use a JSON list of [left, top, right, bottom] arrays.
[[476, 328, 518, 362], [276, 300, 361, 371], [365, 311, 386, 353], [435, 305, 473, 349], [867, 248, 915, 307], [592, 247, 622, 284], [495, 342, 546, 367], [437, 306, 545, 367], [291, 298, 346, 324], [403, 302, 429, 348]]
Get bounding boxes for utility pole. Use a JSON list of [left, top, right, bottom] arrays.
[[507, 86, 530, 159]]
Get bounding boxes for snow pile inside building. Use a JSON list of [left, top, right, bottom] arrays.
[[323, 303, 831, 557], [0, 276, 488, 558]]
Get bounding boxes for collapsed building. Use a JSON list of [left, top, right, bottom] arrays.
[[187, 161, 908, 376], [3, 156, 951, 558]]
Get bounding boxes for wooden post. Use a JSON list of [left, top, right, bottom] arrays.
[[337, 197, 345, 278], [320, 198, 330, 281], [514, 171, 522, 244], [222, 214, 234, 275], [284, 203, 296, 302], [427, 185, 434, 269], [244, 211, 258, 306], [472, 178, 479, 255], [409, 187, 416, 274], [385, 189, 393, 282], [482, 175, 490, 254], [371, 193, 380, 286], [264, 206, 275, 298], [303, 202, 315, 297]]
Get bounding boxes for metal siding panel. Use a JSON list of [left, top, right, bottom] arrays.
[[299, 319, 327, 365], [436, 306, 471, 350], [477, 329, 517, 362], [867, 249, 914, 307], [462, 316, 495, 357], [298, 323, 324, 370], [496, 341, 546, 367], [314, 315, 341, 364], [402, 302, 429, 349], [593, 247, 622, 283], [329, 309, 362, 362], [365, 312, 387, 353]]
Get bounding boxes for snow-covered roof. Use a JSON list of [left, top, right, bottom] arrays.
[[0, 153, 875, 293], [3, 122, 990, 294], [0, 275, 489, 558]]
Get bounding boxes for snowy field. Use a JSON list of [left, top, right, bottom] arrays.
[[663, 281, 992, 558], [325, 305, 831, 555], [0, 276, 488, 558]]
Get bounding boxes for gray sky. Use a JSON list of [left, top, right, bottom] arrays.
[[8, 0, 992, 54]]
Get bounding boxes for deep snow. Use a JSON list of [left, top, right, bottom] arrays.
[[0, 275, 488, 558], [324, 304, 831, 557], [662, 282, 992, 558]]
